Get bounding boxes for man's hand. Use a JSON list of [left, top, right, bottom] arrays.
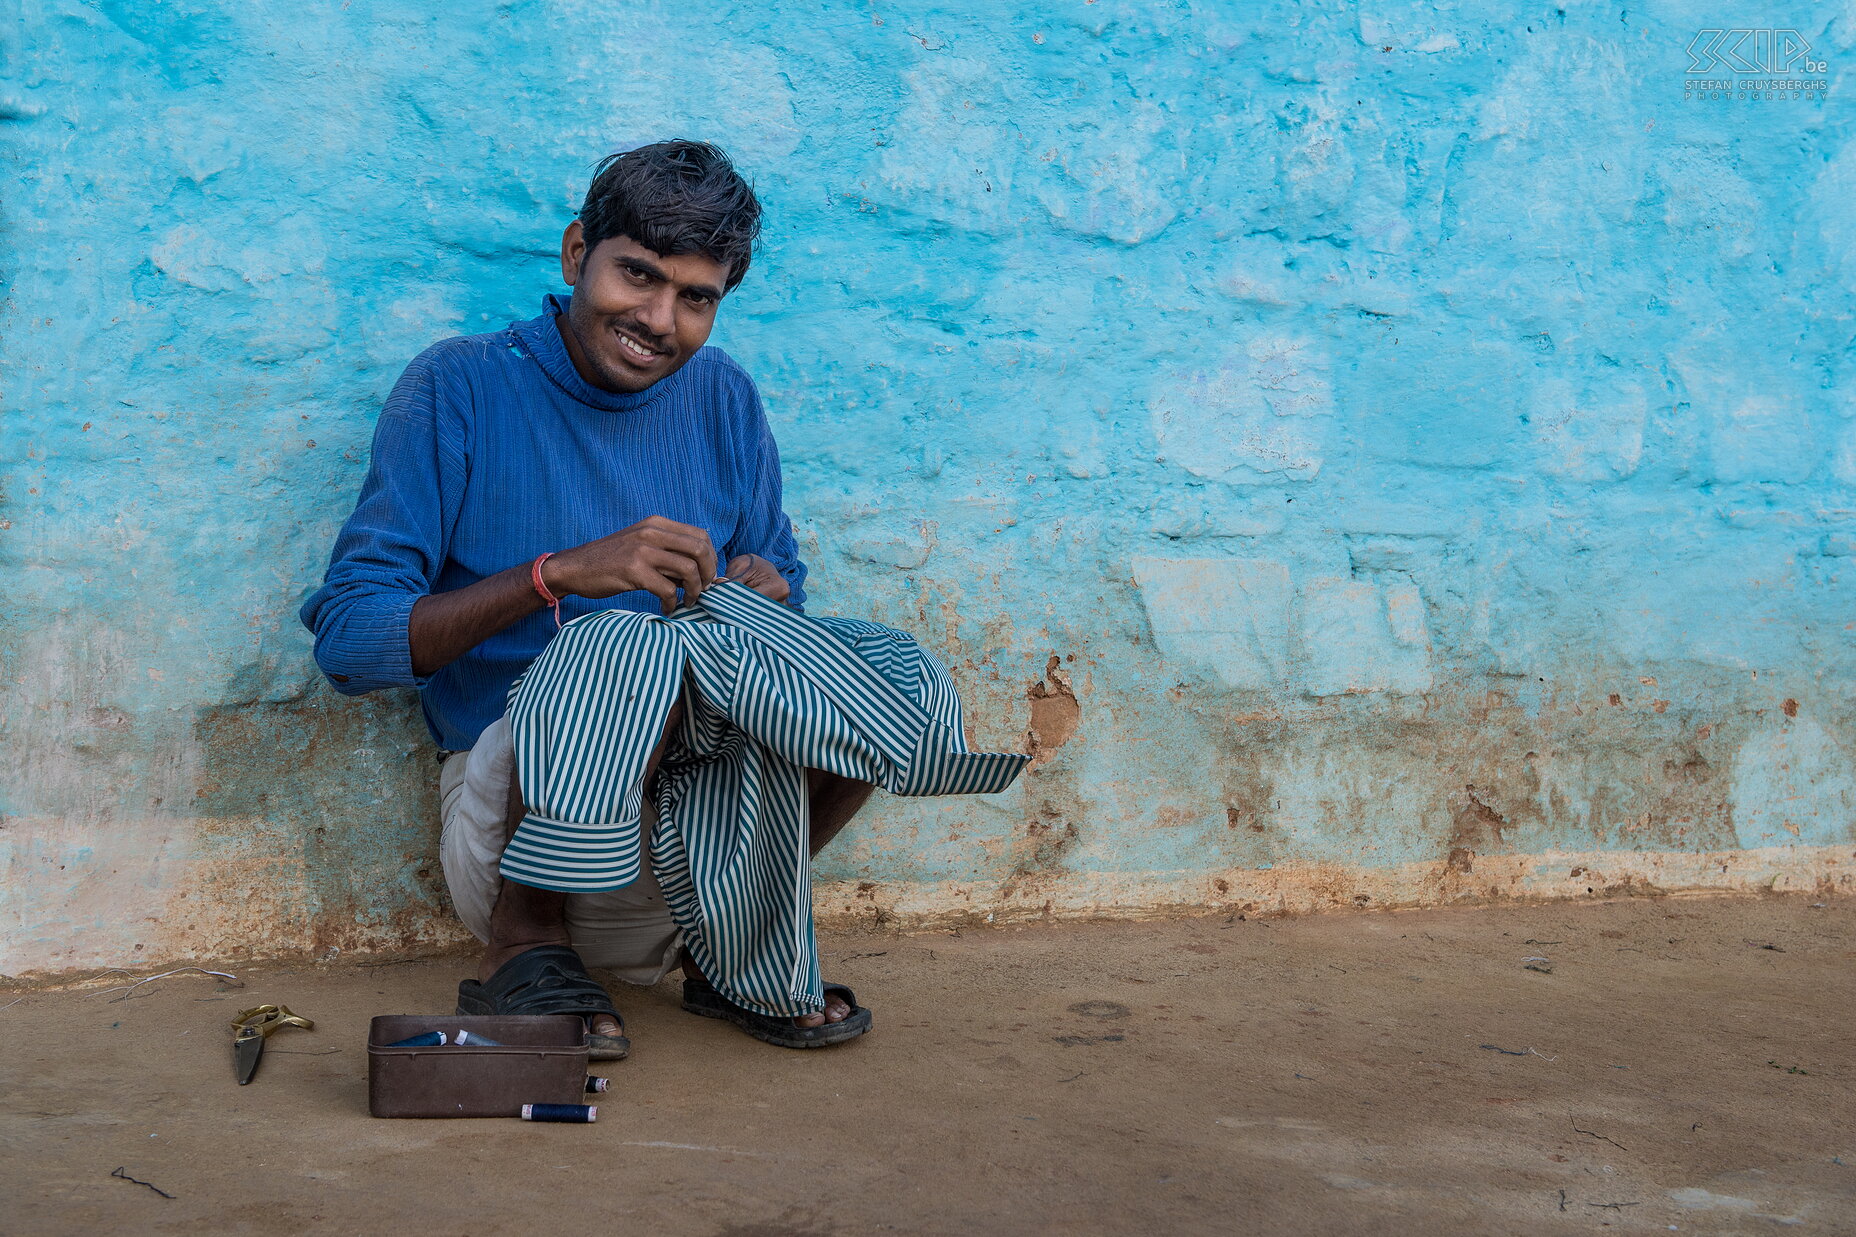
[[724, 554, 791, 604], [547, 516, 718, 615], [407, 518, 774, 678]]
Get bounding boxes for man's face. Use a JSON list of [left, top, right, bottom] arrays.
[[557, 223, 730, 394]]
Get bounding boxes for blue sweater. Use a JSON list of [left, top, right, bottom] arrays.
[[299, 292, 808, 750]]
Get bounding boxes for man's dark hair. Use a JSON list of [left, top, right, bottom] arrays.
[[578, 140, 762, 292]]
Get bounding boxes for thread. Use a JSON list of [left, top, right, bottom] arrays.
[[384, 1031, 447, 1047], [521, 1103, 597, 1123], [585, 1076, 609, 1093]]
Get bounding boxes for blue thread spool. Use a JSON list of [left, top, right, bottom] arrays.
[[384, 1031, 447, 1047], [521, 1103, 596, 1123]]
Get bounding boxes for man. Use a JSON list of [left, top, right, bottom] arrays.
[[302, 141, 900, 1056]]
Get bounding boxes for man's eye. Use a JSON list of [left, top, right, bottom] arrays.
[[623, 266, 651, 283], [684, 293, 714, 307]]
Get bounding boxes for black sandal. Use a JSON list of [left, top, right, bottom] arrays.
[[682, 976, 872, 1048], [456, 945, 630, 1061]]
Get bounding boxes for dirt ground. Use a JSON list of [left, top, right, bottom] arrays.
[[3, 894, 1851, 1236]]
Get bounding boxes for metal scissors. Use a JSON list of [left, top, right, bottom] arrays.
[[231, 1004, 314, 1085]]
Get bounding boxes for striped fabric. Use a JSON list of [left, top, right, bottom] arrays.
[[502, 580, 1027, 1018]]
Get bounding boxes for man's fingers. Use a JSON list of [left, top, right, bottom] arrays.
[[642, 527, 718, 586], [643, 575, 678, 615], [644, 548, 706, 609], [628, 555, 679, 614], [719, 553, 791, 603], [652, 525, 716, 584], [638, 514, 704, 536]]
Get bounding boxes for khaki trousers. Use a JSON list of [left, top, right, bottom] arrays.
[[436, 713, 683, 986]]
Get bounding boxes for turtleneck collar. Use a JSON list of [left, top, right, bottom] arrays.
[[511, 291, 680, 413]]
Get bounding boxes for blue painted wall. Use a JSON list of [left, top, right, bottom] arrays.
[[4, 2, 1853, 972]]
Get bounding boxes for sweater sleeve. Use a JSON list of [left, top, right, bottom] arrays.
[[722, 375, 809, 612], [298, 346, 466, 693]]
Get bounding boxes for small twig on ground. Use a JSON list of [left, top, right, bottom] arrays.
[[1745, 940, 1786, 952], [111, 1167, 175, 1199], [1481, 1043, 1558, 1061], [92, 967, 243, 1002], [1525, 939, 1563, 945], [356, 958, 423, 969], [0, 995, 25, 1011], [1587, 1201, 1640, 1210], [1571, 1120, 1628, 1151], [1059, 1071, 1085, 1083], [841, 952, 888, 960], [1557, 1190, 1568, 1212]]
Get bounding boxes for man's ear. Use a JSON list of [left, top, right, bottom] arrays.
[[560, 220, 586, 287]]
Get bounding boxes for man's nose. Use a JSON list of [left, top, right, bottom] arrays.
[[636, 286, 677, 339]]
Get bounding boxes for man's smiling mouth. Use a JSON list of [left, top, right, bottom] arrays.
[[614, 326, 664, 363]]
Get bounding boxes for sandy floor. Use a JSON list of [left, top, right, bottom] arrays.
[[3, 894, 1851, 1235]]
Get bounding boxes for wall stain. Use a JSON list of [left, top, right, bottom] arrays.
[[190, 691, 453, 957], [1446, 784, 1510, 871], [1024, 654, 1080, 769], [1002, 808, 1081, 899]]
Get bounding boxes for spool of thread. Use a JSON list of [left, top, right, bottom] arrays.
[[585, 1076, 609, 1093], [455, 1030, 504, 1047], [521, 1103, 597, 1123], [384, 1031, 447, 1047]]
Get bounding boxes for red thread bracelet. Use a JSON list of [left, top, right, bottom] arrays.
[[531, 552, 563, 630]]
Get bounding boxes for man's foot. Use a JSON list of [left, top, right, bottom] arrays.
[[800, 989, 854, 1029], [459, 943, 629, 1059], [679, 951, 851, 1028], [475, 938, 623, 1039], [680, 973, 873, 1049], [479, 872, 629, 1042], [478, 935, 566, 982]]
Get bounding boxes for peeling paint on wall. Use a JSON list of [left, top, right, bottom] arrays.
[[3, 3, 1853, 975]]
